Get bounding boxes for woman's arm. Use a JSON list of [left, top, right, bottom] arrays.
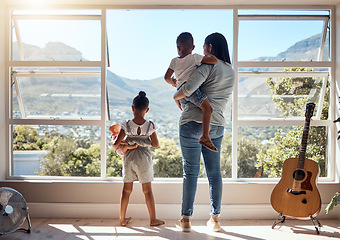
[[149, 132, 159, 148], [173, 63, 212, 100]]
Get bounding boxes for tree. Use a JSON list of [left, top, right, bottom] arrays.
[[13, 125, 40, 150], [266, 67, 323, 117], [220, 133, 265, 178], [106, 148, 123, 177], [256, 68, 328, 177], [152, 138, 183, 177], [39, 136, 104, 177]]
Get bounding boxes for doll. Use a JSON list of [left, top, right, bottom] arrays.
[[109, 124, 137, 157]]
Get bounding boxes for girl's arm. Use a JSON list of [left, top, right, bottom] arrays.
[[149, 132, 159, 148], [113, 129, 126, 152], [201, 55, 218, 65], [164, 68, 177, 87]]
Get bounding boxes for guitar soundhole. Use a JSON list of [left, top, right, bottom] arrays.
[[293, 169, 305, 181]]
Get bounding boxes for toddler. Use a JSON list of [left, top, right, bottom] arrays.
[[164, 32, 218, 152]]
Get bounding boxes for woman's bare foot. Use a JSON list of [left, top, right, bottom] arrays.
[[199, 136, 218, 152], [120, 217, 131, 226], [150, 219, 165, 226]]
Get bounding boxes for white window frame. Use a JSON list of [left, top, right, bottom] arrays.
[[5, 5, 337, 183], [233, 7, 336, 182], [6, 8, 108, 180]]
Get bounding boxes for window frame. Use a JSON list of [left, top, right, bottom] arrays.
[[233, 7, 336, 182], [5, 5, 337, 183]]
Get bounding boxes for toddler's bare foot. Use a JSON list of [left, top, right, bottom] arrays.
[[120, 217, 131, 226], [150, 219, 165, 226], [199, 136, 218, 152]]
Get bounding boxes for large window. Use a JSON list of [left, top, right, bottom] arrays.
[[6, 8, 336, 182], [234, 10, 332, 180], [8, 9, 105, 178]]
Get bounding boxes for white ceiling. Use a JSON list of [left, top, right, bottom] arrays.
[[3, 0, 340, 7]]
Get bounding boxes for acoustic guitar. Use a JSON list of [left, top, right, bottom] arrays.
[[270, 103, 321, 219]]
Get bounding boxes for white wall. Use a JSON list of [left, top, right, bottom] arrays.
[[0, 1, 339, 220], [0, 1, 6, 181], [336, 3, 340, 182]]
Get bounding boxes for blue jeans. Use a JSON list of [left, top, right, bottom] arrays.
[[179, 121, 224, 218], [179, 87, 207, 108]]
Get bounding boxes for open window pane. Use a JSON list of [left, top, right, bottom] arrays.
[[12, 19, 101, 61], [12, 68, 101, 119], [238, 126, 328, 178], [12, 125, 101, 177], [238, 69, 329, 120]]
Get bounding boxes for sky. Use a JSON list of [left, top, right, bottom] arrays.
[[14, 9, 328, 80]]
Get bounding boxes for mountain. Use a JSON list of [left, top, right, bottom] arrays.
[[237, 33, 329, 118], [252, 33, 329, 62], [13, 42, 86, 61], [12, 42, 178, 120], [13, 32, 327, 120]]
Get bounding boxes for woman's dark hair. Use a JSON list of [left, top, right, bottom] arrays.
[[133, 91, 149, 110], [204, 32, 231, 64]]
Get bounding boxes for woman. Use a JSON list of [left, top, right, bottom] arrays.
[[174, 32, 235, 232]]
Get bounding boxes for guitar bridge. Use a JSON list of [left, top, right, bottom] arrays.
[[286, 188, 306, 195]]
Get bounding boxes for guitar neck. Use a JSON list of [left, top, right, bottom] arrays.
[[297, 118, 311, 169]]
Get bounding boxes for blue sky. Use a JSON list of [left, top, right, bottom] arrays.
[[15, 9, 327, 80]]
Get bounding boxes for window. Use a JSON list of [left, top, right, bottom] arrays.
[[106, 10, 233, 178], [8, 9, 106, 178], [234, 9, 332, 180], [11, 10, 101, 61], [12, 68, 101, 119], [6, 7, 336, 182]]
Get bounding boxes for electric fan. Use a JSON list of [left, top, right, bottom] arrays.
[[0, 187, 31, 235]]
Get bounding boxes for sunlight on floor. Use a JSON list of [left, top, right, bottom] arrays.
[[7, 219, 337, 240]]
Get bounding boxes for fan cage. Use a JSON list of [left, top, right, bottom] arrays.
[[0, 187, 30, 235]]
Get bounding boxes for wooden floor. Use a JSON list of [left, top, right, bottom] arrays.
[[1, 218, 340, 240]]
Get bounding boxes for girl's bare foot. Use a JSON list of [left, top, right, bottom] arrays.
[[120, 217, 131, 226], [150, 219, 165, 226], [199, 136, 218, 152]]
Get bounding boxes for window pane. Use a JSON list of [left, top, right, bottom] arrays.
[[12, 19, 101, 61], [238, 126, 328, 178], [12, 125, 101, 177], [106, 10, 233, 178], [238, 20, 329, 61], [12, 68, 101, 119], [238, 69, 329, 120], [107, 10, 233, 80]]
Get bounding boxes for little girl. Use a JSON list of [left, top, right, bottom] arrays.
[[113, 91, 165, 227]]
